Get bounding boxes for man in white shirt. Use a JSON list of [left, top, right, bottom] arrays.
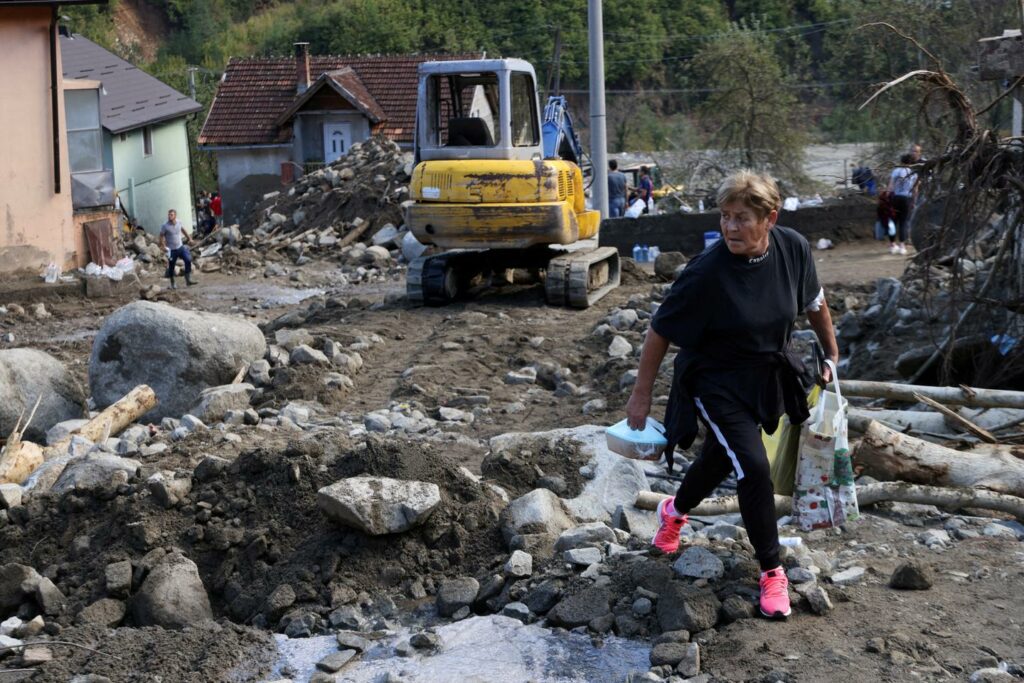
[[159, 209, 196, 289]]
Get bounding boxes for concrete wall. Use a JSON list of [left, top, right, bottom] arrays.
[[112, 118, 194, 234], [0, 7, 81, 276], [598, 198, 877, 257], [214, 146, 291, 224]]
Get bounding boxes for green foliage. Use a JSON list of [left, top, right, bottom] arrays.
[[688, 23, 807, 176]]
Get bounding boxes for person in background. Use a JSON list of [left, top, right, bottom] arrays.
[[608, 160, 628, 218], [210, 191, 223, 228], [909, 143, 925, 164], [159, 209, 196, 289], [851, 163, 876, 196], [638, 166, 654, 214], [887, 154, 918, 255], [876, 190, 897, 246], [625, 170, 838, 620]]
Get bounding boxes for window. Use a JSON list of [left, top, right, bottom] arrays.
[[119, 133, 126, 142], [64, 89, 103, 172], [424, 73, 500, 148], [510, 72, 539, 147], [143, 126, 153, 156]]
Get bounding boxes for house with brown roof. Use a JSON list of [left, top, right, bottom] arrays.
[[198, 43, 480, 223]]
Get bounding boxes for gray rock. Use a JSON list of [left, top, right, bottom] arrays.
[[505, 368, 537, 385], [77, 598, 126, 627], [609, 309, 639, 330], [0, 349, 85, 441], [982, 522, 1020, 539], [51, 454, 142, 495], [131, 553, 213, 629], [555, 522, 617, 551], [969, 668, 1018, 683], [436, 577, 479, 618], [632, 597, 653, 617], [830, 566, 865, 586], [504, 550, 533, 578], [786, 567, 816, 584], [675, 643, 701, 677], [290, 344, 330, 365], [44, 418, 90, 446], [274, 329, 313, 351], [34, 577, 66, 615], [316, 649, 356, 673], [500, 488, 574, 550], [650, 641, 690, 666], [190, 385, 258, 421], [702, 522, 745, 541], [318, 477, 441, 535], [105, 561, 132, 599], [280, 402, 311, 424], [501, 601, 531, 624], [409, 632, 441, 650], [657, 584, 721, 633], [608, 336, 632, 358], [89, 302, 266, 421], [328, 605, 364, 630], [335, 631, 371, 652], [180, 414, 206, 432], [564, 547, 602, 567], [795, 582, 833, 614], [889, 561, 932, 590], [919, 529, 951, 547], [364, 413, 392, 433], [547, 586, 611, 627], [194, 456, 229, 483], [147, 472, 192, 508], [0, 484, 21, 510], [247, 359, 272, 386], [654, 252, 687, 280], [523, 580, 561, 614], [719, 595, 755, 622], [672, 547, 725, 581], [582, 399, 607, 415]]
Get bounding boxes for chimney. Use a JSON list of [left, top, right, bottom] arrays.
[[295, 42, 311, 95]]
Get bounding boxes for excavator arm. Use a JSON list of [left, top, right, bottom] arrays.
[[542, 96, 585, 166]]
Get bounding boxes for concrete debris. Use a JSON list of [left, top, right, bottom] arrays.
[[317, 476, 442, 535]]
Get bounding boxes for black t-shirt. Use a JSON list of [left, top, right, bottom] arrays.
[[651, 225, 821, 424]]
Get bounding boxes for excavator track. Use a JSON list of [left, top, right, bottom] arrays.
[[545, 246, 621, 308]]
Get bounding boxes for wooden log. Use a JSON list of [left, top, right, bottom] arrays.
[[47, 385, 157, 457], [841, 379, 1024, 409], [913, 393, 998, 443], [853, 419, 1024, 497], [0, 442, 44, 485], [634, 491, 792, 517], [335, 219, 374, 249]]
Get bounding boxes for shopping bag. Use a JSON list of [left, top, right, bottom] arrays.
[[793, 360, 859, 530], [763, 385, 820, 496]]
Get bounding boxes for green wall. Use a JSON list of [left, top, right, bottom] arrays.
[[111, 118, 194, 234]]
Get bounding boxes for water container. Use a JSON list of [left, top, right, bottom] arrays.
[[605, 417, 668, 461], [640, 245, 649, 262], [703, 231, 721, 250], [632, 244, 642, 261], [649, 245, 660, 260], [698, 199, 705, 212]]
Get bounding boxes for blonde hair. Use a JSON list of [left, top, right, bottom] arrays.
[[716, 170, 781, 220]]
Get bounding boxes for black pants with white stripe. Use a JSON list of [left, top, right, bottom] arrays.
[[673, 392, 781, 571]]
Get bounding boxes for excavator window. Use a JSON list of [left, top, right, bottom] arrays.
[[424, 73, 500, 148], [510, 72, 539, 147]]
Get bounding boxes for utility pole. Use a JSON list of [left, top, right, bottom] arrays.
[[547, 27, 563, 97], [588, 0, 608, 218], [187, 66, 197, 101]]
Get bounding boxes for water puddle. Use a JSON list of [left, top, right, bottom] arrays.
[[202, 284, 327, 308]]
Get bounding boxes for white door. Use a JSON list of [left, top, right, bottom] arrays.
[[323, 123, 352, 164]]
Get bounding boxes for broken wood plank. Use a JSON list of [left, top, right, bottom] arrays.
[[852, 419, 1024, 497], [913, 392, 998, 443], [841, 379, 1024, 409], [48, 385, 157, 456], [0, 441, 44, 485]]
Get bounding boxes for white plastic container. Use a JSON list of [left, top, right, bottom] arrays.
[[605, 417, 668, 461]]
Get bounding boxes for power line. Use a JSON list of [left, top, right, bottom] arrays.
[[559, 79, 878, 95]]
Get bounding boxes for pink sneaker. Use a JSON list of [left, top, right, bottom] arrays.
[[652, 498, 688, 553], [759, 567, 792, 619]]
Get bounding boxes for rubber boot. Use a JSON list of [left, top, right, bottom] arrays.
[[185, 273, 197, 287], [168, 275, 177, 290]]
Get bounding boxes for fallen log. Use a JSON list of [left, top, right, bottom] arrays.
[[853, 419, 1024, 497], [841, 380, 1024, 409], [0, 397, 44, 484], [913, 393, 998, 443], [634, 482, 1024, 520]]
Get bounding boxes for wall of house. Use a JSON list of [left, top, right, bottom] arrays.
[[214, 146, 291, 225], [296, 112, 371, 163], [112, 118, 194, 234], [0, 7, 81, 277]]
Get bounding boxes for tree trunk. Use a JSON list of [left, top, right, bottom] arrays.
[[853, 419, 1024, 496], [46, 385, 157, 458], [634, 491, 791, 517], [0, 441, 44, 485], [841, 379, 1024, 409]]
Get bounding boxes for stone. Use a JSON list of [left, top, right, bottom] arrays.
[[523, 580, 561, 614], [608, 336, 632, 358], [657, 584, 721, 633], [672, 547, 725, 581], [564, 547, 602, 567], [439, 406, 473, 423], [194, 456, 229, 483], [89, 302, 266, 421], [34, 577, 65, 615], [105, 561, 132, 599], [0, 484, 22, 510], [263, 584, 296, 622], [505, 368, 537, 385], [147, 472, 192, 508], [0, 349, 85, 442], [274, 329, 314, 351], [328, 606, 364, 630], [632, 597, 653, 617], [582, 399, 607, 415], [0, 616, 22, 637], [919, 529, 951, 546], [675, 643, 701, 677], [719, 595, 755, 622], [189, 384, 257, 423], [504, 551, 533, 578], [500, 488, 574, 550], [889, 561, 933, 590], [982, 522, 1020, 539], [786, 567, 816, 584], [16, 615, 43, 638], [555, 522, 617, 552], [436, 577, 479, 618], [316, 649, 356, 673], [609, 309, 639, 330], [410, 632, 442, 650], [336, 631, 371, 652], [317, 477, 441, 535], [290, 344, 330, 365], [830, 566, 865, 586], [650, 641, 689, 666], [654, 252, 687, 280], [363, 245, 391, 266], [372, 223, 400, 247], [248, 359, 272, 386], [969, 668, 1018, 683], [547, 586, 612, 628], [501, 601, 531, 624], [21, 645, 52, 666], [131, 553, 213, 629], [77, 598, 126, 627], [619, 369, 638, 390], [280, 403, 311, 424], [364, 413, 392, 433], [50, 454, 142, 495], [795, 583, 833, 615], [44, 418, 90, 446]]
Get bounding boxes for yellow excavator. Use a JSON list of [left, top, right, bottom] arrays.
[[405, 58, 620, 308]]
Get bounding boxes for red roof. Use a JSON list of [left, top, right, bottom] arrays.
[[199, 53, 481, 147]]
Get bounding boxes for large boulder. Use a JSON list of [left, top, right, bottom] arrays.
[[131, 553, 213, 629], [317, 477, 441, 535], [500, 488, 575, 555], [89, 302, 266, 421], [0, 349, 85, 442]]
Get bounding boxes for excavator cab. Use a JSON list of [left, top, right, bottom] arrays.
[[406, 59, 620, 308]]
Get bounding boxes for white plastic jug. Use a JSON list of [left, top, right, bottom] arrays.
[[605, 417, 668, 461]]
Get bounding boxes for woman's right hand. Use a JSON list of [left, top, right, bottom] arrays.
[[625, 389, 652, 430]]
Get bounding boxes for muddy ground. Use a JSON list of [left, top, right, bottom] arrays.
[[6, 239, 1021, 683]]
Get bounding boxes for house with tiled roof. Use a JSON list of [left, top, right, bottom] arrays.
[[198, 43, 481, 223], [61, 33, 203, 234]]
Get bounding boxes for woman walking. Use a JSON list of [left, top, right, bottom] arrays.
[[887, 153, 918, 255], [626, 171, 839, 619]]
